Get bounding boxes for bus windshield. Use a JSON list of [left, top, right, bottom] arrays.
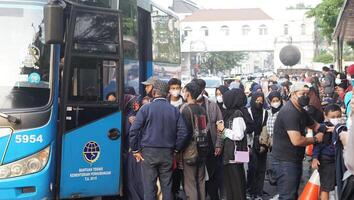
[[0, 1, 51, 110]]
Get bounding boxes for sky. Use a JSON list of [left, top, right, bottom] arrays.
[[153, 0, 322, 15]]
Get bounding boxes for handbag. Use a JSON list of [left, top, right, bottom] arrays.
[[229, 139, 249, 163]]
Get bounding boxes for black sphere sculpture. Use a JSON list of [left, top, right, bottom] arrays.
[[279, 45, 301, 67]]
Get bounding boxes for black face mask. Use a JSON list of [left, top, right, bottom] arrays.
[[297, 95, 310, 107], [255, 103, 263, 109]]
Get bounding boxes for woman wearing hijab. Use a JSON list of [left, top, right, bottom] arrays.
[[215, 85, 230, 116], [247, 92, 268, 200], [216, 89, 254, 200], [306, 85, 324, 123], [265, 91, 283, 186], [123, 95, 144, 200]]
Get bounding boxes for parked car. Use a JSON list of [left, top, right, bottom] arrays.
[[202, 76, 223, 101]]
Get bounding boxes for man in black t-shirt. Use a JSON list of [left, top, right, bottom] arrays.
[[272, 82, 327, 200]]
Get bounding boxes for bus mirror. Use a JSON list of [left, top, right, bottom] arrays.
[[44, 1, 63, 44]]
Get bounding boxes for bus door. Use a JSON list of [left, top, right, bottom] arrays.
[[58, 4, 123, 198]]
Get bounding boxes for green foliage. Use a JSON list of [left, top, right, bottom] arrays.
[[313, 51, 334, 63], [307, 0, 344, 43], [200, 52, 247, 74], [287, 3, 312, 9], [343, 44, 354, 61]]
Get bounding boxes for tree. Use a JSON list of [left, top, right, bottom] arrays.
[[307, 0, 344, 43], [313, 51, 334, 63], [287, 3, 312, 9], [200, 52, 247, 74]]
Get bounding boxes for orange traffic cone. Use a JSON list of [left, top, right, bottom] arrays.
[[299, 170, 320, 200], [306, 144, 313, 156], [306, 129, 314, 156]]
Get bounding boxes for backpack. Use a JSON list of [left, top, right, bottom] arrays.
[[182, 105, 209, 166]]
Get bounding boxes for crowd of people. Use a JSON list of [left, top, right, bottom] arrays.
[[120, 64, 354, 200]]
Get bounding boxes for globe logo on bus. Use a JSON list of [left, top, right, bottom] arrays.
[[83, 141, 100, 164]]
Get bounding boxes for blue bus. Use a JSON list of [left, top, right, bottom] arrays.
[[0, 0, 180, 199]]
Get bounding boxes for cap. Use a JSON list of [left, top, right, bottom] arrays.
[[141, 76, 158, 85], [321, 97, 336, 106], [153, 80, 169, 97], [290, 82, 310, 93], [347, 64, 354, 76]]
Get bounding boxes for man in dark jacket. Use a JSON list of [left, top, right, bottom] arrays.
[[192, 78, 224, 200], [130, 79, 189, 200], [322, 66, 336, 97]]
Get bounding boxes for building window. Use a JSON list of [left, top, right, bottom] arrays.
[[200, 26, 209, 36], [242, 25, 250, 35], [284, 24, 289, 35], [220, 25, 229, 36], [301, 23, 306, 35], [183, 26, 192, 37], [259, 24, 267, 35]]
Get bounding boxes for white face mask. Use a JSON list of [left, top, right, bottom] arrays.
[[216, 96, 223, 103], [170, 90, 180, 97], [335, 78, 342, 85], [271, 102, 281, 109], [329, 118, 343, 126]]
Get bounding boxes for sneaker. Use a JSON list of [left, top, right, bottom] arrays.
[[269, 194, 279, 200]]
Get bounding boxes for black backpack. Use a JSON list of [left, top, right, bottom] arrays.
[[183, 105, 209, 165]]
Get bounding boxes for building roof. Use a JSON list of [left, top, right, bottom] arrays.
[[182, 8, 273, 22], [170, 0, 199, 13], [333, 0, 354, 41]]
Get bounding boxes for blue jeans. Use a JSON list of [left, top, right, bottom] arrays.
[[272, 159, 302, 200], [141, 147, 174, 200]]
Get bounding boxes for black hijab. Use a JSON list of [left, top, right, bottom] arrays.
[[216, 85, 230, 115], [268, 91, 283, 114], [250, 92, 265, 135], [222, 88, 247, 121]]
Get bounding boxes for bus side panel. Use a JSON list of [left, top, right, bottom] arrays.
[[59, 112, 122, 198]]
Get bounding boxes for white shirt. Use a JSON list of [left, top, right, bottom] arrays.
[[224, 117, 246, 141], [170, 98, 183, 107]]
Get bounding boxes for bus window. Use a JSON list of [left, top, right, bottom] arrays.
[[68, 57, 118, 104]]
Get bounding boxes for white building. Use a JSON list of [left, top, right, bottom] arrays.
[[272, 9, 316, 70], [178, 7, 317, 75]]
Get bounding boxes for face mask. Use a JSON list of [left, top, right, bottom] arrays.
[[170, 90, 180, 97], [216, 96, 223, 103], [271, 102, 281, 109], [329, 118, 343, 126], [255, 103, 263, 109], [297, 95, 310, 107], [335, 78, 342, 85], [196, 91, 204, 101]]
